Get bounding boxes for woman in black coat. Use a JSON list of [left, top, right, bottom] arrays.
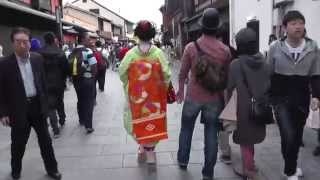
[[227, 28, 271, 179]]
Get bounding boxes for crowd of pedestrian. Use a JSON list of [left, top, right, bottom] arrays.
[[0, 7, 319, 180]]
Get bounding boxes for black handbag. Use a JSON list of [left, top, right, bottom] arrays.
[[239, 60, 274, 125]]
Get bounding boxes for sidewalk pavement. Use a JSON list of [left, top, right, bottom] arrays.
[[0, 65, 319, 180]]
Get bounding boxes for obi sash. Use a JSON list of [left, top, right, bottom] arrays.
[[128, 59, 168, 144]]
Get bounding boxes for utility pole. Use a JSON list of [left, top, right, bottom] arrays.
[[56, 5, 63, 47]]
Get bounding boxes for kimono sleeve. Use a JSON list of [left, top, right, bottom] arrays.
[[157, 49, 171, 85], [119, 51, 134, 85]]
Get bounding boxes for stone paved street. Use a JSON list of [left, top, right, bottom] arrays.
[[0, 62, 320, 180]]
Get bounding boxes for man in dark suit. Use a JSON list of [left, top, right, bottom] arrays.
[[0, 27, 62, 180]]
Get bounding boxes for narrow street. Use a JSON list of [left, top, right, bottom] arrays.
[[0, 62, 319, 180]]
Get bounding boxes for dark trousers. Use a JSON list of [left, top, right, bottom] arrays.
[[11, 98, 58, 174], [48, 110, 59, 134], [96, 67, 106, 91], [48, 92, 66, 134], [56, 92, 66, 125], [177, 99, 223, 178], [73, 77, 95, 128], [73, 77, 81, 125], [274, 101, 307, 176]]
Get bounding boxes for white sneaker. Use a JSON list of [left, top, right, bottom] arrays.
[[295, 168, 303, 177], [146, 151, 156, 164], [287, 175, 298, 180]]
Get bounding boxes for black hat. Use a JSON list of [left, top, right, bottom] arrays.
[[235, 28, 259, 55], [199, 8, 220, 31], [235, 28, 257, 46]]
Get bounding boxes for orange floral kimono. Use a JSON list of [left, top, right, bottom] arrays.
[[128, 60, 168, 144], [119, 46, 171, 145]]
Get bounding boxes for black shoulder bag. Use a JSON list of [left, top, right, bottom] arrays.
[[239, 60, 274, 125]]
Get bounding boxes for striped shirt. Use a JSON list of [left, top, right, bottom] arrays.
[[285, 39, 305, 62]]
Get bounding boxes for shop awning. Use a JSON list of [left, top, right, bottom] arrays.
[[0, 1, 56, 21], [0, 1, 91, 33], [64, 28, 79, 34], [184, 14, 202, 32]]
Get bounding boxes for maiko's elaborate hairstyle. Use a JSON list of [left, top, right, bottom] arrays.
[[134, 20, 156, 41]]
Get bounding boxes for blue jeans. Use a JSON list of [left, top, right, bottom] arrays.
[[177, 99, 223, 178]]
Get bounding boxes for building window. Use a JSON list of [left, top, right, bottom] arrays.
[[83, 0, 87, 3]]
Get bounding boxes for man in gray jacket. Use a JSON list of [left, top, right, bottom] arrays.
[[268, 11, 320, 180]]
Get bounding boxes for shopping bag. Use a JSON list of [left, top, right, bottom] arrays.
[[306, 110, 320, 129], [219, 90, 237, 121]]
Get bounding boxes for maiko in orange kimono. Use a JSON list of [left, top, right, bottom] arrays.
[[119, 46, 171, 145]]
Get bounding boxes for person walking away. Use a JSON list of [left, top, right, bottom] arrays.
[[0, 27, 62, 180], [119, 20, 171, 164], [267, 11, 320, 180], [268, 34, 277, 46], [228, 28, 270, 179], [94, 40, 108, 92], [63, 44, 72, 59], [119, 45, 129, 61], [176, 8, 231, 180], [69, 32, 97, 134], [30, 38, 41, 52], [38, 32, 68, 138], [216, 22, 238, 165]]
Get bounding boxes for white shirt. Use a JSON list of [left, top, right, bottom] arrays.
[[97, 47, 109, 59], [16, 54, 37, 97], [285, 39, 306, 62]]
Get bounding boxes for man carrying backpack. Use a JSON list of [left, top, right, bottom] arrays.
[[69, 32, 97, 134], [176, 8, 231, 180]]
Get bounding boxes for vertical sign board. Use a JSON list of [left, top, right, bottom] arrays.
[[247, 20, 260, 50]]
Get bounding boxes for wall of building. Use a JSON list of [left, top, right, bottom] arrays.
[[0, 24, 53, 56], [0, 24, 14, 56], [63, 7, 98, 32], [286, 0, 320, 44], [230, 0, 273, 52], [0, 3, 59, 55], [72, 0, 126, 36], [103, 21, 112, 32]]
